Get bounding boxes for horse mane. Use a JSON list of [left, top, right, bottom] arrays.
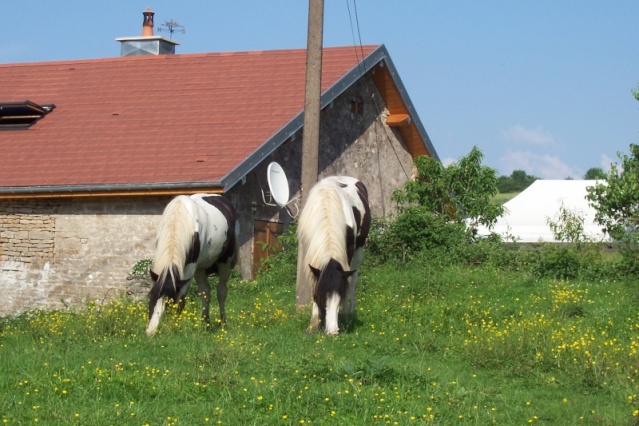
[[152, 195, 198, 290], [298, 180, 350, 275]]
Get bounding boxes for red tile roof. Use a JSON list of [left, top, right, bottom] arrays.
[[0, 45, 435, 197]]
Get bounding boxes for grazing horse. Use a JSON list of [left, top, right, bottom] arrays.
[[145, 194, 239, 336], [297, 176, 371, 334]]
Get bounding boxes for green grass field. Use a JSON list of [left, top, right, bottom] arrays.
[[493, 192, 519, 205], [1, 261, 638, 425]]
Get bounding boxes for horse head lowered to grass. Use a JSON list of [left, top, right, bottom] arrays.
[[146, 194, 239, 336], [297, 176, 371, 334]]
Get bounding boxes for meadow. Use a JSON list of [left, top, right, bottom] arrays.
[[1, 255, 639, 425]]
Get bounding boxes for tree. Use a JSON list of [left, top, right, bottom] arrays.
[[586, 85, 639, 239], [586, 144, 639, 239], [496, 169, 539, 193], [584, 167, 606, 180], [393, 146, 504, 229]]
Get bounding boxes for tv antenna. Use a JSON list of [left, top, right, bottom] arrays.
[[157, 19, 186, 37]]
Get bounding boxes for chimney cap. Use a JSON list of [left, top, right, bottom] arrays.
[[142, 8, 155, 36]]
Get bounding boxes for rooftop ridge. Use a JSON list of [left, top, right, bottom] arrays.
[[0, 45, 382, 68]]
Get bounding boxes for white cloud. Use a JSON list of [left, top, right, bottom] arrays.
[[499, 150, 579, 179], [599, 154, 615, 173], [440, 157, 457, 167], [495, 124, 583, 178], [501, 124, 556, 147]]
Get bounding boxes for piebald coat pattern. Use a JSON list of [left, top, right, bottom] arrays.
[[146, 194, 239, 336], [297, 176, 371, 334]]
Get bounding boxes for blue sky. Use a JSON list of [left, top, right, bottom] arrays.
[[2, 1, 637, 179]]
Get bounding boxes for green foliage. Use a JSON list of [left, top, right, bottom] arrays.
[[587, 144, 639, 239], [530, 245, 582, 280], [254, 221, 298, 287], [496, 169, 539, 193], [584, 167, 606, 180], [377, 147, 504, 263], [393, 146, 504, 230], [364, 216, 393, 263], [130, 258, 152, 277], [367, 206, 469, 263], [367, 202, 636, 281], [615, 232, 639, 276]]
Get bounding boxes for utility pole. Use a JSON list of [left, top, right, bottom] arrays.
[[296, 0, 324, 308], [300, 0, 324, 206]]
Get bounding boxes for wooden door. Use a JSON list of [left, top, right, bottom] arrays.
[[253, 220, 285, 276]]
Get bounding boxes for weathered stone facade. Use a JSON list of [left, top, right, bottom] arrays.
[[0, 197, 163, 315], [0, 75, 417, 316]]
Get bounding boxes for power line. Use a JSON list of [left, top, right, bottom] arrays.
[[345, 0, 367, 77], [345, 0, 411, 181], [351, 0, 367, 63]]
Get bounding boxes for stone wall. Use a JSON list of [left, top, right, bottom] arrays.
[[1, 199, 56, 262], [317, 74, 414, 217], [0, 197, 166, 316]]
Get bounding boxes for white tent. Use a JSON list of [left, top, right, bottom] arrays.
[[475, 180, 608, 242]]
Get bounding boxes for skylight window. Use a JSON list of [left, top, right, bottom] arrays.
[[0, 100, 55, 129]]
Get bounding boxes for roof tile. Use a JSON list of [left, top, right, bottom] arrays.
[[0, 46, 378, 189]]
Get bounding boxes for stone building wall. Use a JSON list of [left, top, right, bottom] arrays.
[[0, 198, 166, 316]]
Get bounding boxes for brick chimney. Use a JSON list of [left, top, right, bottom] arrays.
[[115, 8, 179, 56]]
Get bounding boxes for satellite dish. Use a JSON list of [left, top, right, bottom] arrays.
[[266, 162, 290, 207]]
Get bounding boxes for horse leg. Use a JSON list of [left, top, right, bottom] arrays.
[[216, 262, 232, 325], [194, 270, 211, 326], [343, 247, 364, 322], [306, 302, 321, 334], [146, 298, 166, 336], [176, 281, 191, 315], [342, 271, 358, 321], [325, 292, 341, 335]]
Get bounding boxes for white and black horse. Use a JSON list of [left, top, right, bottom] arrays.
[[297, 176, 371, 334], [146, 194, 239, 336]]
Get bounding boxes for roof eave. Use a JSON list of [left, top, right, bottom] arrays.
[[374, 46, 439, 162], [0, 182, 224, 200]]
